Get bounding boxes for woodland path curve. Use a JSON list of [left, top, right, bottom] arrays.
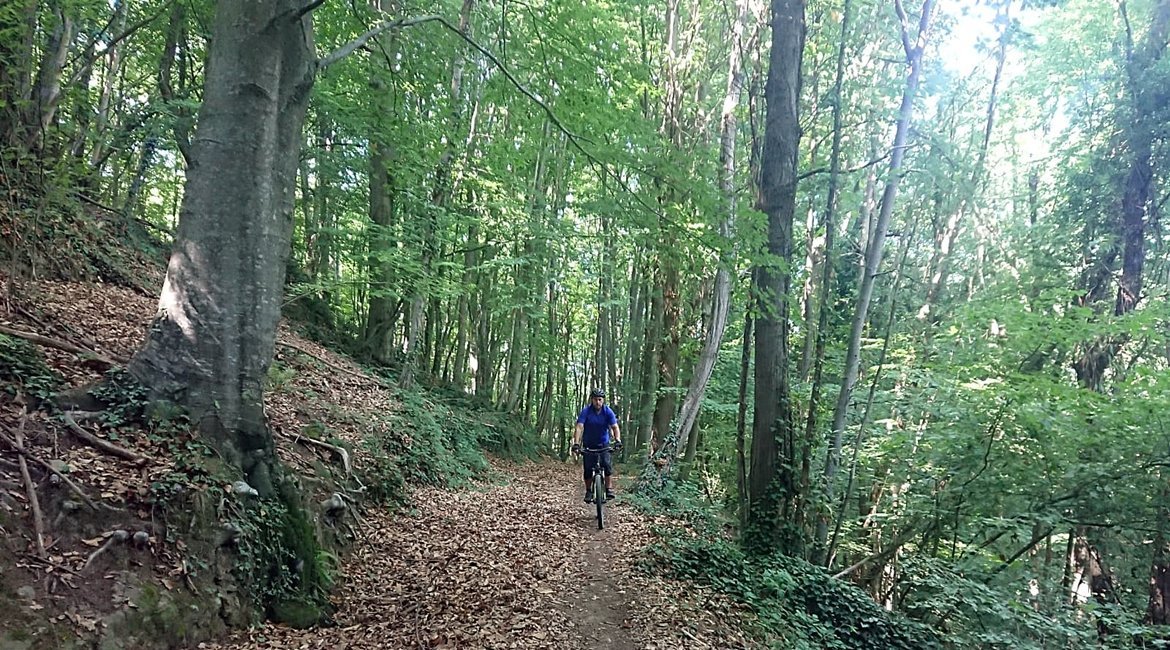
[[207, 461, 752, 650]]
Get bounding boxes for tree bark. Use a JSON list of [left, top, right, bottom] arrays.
[[128, 0, 316, 496], [746, 0, 805, 555], [363, 138, 398, 363], [23, 2, 73, 154], [0, 0, 38, 153], [666, 0, 755, 466]]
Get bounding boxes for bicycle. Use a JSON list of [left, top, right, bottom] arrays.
[[580, 445, 613, 530]]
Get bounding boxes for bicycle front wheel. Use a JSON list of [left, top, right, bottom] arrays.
[[594, 472, 605, 529]]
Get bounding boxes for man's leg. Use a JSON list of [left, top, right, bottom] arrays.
[[603, 452, 615, 500], [582, 455, 596, 502]]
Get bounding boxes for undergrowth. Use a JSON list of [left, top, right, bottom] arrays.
[[633, 479, 940, 650], [646, 534, 942, 650], [634, 480, 1127, 649], [2, 183, 166, 289], [362, 388, 540, 503], [0, 333, 60, 402]]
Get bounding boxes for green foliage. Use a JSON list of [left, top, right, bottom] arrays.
[[648, 535, 941, 650], [896, 556, 1106, 649], [361, 388, 540, 503], [121, 582, 203, 647], [264, 361, 298, 393], [0, 333, 60, 401], [228, 485, 335, 626], [144, 427, 216, 509], [627, 474, 724, 535], [86, 368, 151, 426]]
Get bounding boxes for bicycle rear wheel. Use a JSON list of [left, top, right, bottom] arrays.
[[593, 472, 605, 529]]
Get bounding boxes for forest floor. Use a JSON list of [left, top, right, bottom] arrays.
[[0, 276, 756, 649], [205, 461, 755, 650]]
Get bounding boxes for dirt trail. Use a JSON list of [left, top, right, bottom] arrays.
[[209, 462, 751, 650]]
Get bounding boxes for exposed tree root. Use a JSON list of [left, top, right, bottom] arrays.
[[82, 529, 129, 571], [62, 411, 151, 465], [284, 430, 352, 476]]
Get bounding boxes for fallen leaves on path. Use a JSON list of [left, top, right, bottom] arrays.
[[207, 462, 755, 650]]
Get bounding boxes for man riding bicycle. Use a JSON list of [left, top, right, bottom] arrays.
[[571, 388, 623, 503]]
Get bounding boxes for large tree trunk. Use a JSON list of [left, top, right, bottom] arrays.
[[1124, 0, 1170, 621], [648, 0, 687, 454], [746, 0, 805, 555], [813, 0, 935, 560], [128, 0, 316, 496]]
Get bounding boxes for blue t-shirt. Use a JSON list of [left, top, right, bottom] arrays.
[[577, 404, 618, 448]]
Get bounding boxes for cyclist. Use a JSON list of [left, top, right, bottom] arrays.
[[571, 388, 623, 503]]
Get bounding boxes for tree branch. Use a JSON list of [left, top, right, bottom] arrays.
[[319, 10, 721, 252], [0, 424, 100, 511], [833, 521, 925, 580], [798, 149, 894, 182], [319, 15, 445, 69], [14, 416, 46, 558], [296, 0, 328, 21], [0, 324, 125, 368], [67, 0, 176, 86], [893, 0, 914, 60]]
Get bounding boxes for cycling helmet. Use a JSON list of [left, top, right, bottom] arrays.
[[589, 388, 605, 399]]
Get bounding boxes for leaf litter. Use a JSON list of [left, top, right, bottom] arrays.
[[2, 278, 756, 648], [206, 462, 755, 650]]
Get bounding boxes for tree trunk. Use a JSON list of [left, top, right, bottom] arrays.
[[636, 271, 663, 450], [746, 0, 805, 555], [23, 3, 73, 155], [803, 0, 852, 563], [665, 0, 755, 467], [736, 306, 753, 530], [363, 139, 398, 363], [84, 0, 130, 174], [402, 0, 476, 389], [128, 0, 316, 496], [157, 0, 194, 166], [452, 221, 478, 388], [623, 265, 647, 445], [0, 0, 38, 154], [814, 0, 935, 559]]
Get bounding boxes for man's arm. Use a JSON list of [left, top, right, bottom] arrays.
[[609, 423, 621, 443], [573, 422, 583, 446]]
